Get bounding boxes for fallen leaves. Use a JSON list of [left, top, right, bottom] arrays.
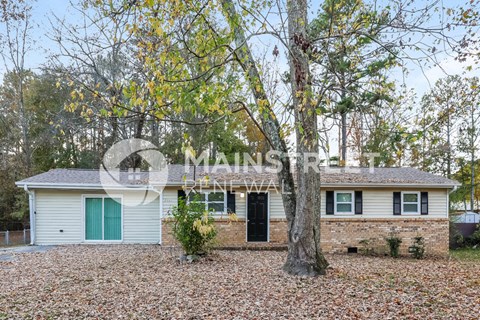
[[0, 246, 479, 319]]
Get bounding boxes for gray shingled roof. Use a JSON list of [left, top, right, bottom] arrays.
[[16, 165, 459, 188]]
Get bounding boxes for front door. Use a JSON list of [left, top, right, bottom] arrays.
[[247, 193, 268, 242]]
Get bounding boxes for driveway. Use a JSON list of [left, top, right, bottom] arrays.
[[0, 245, 55, 261]]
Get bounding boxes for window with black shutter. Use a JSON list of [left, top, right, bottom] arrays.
[[421, 192, 429, 215], [326, 191, 334, 215], [354, 191, 363, 215], [393, 192, 401, 215], [227, 191, 236, 214]]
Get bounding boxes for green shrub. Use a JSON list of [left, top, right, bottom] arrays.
[[171, 195, 217, 256], [385, 235, 402, 258], [470, 224, 480, 246], [449, 218, 464, 249], [409, 236, 425, 259], [359, 238, 376, 256]]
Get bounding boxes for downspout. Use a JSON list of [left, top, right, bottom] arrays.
[[23, 184, 35, 245], [448, 185, 459, 218], [449, 185, 458, 194]]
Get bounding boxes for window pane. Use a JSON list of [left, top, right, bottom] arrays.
[[208, 202, 224, 212], [336, 203, 352, 212], [336, 193, 352, 202], [208, 192, 224, 201], [403, 193, 418, 203], [85, 198, 103, 240], [188, 192, 205, 202], [104, 198, 122, 240], [403, 203, 418, 212]]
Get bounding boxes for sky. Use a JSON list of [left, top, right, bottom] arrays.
[[2, 0, 478, 92], [1, 0, 479, 160]]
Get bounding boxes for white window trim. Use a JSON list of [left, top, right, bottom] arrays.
[[82, 194, 124, 242], [401, 191, 420, 215], [188, 190, 226, 214], [334, 191, 354, 215]]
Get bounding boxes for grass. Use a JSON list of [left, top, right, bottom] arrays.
[[450, 247, 480, 261]]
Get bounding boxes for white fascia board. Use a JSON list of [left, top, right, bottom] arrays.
[[15, 182, 153, 190], [16, 181, 459, 190]]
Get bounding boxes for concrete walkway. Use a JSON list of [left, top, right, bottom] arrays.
[[0, 245, 55, 261]]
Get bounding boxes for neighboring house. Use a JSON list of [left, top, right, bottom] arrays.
[[16, 166, 459, 256]]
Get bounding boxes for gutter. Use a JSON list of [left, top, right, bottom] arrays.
[[16, 181, 461, 189], [23, 185, 35, 245]]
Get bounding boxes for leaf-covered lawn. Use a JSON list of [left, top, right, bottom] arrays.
[[450, 247, 480, 261], [0, 246, 479, 319]]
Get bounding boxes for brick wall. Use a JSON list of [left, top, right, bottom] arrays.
[[161, 218, 246, 247], [320, 218, 449, 256], [161, 218, 288, 248], [161, 217, 449, 256]]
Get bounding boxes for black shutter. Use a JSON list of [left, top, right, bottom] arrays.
[[393, 192, 401, 215], [178, 189, 186, 206], [354, 191, 363, 215], [227, 191, 236, 213], [326, 191, 334, 215], [421, 192, 428, 215]]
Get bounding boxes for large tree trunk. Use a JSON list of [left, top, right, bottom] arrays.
[[283, 0, 328, 276], [220, 0, 295, 212], [221, 0, 328, 276]]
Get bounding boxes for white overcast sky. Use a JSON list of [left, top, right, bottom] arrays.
[[1, 0, 478, 160], [1, 0, 478, 93]]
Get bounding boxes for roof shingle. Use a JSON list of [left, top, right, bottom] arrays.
[[15, 165, 459, 188]]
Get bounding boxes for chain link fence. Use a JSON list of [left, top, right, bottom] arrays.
[[0, 229, 30, 246]]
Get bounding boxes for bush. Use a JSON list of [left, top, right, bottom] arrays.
[[409, 236, 425, 259], [385, 235, 402, 258], [171, 195, 217, 256], [449, 219, 464, 249], [359, 238, 377, 256], [451, 221, 480, 248], [470, 224, 480, 247]]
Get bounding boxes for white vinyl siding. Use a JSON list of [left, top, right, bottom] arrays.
[[234, 191, 246, 219], [122, 192, 160, 243], [269, 192, 286, 219], [34, 189, 160, 245], [320, 188, 448, 218], [35, 190, 87, 244], [162, 188, 179, 217]]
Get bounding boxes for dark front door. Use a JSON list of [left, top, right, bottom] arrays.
[[247, 193, 268, 242]]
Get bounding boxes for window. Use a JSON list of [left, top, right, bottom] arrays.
[[188, 191, 226, 214], [85, 196, 122, 241], [334, 191, 354, 214], [401, 192, 420, 214]]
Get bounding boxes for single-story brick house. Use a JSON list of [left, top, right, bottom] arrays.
[[16, 166, 459, 256]]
